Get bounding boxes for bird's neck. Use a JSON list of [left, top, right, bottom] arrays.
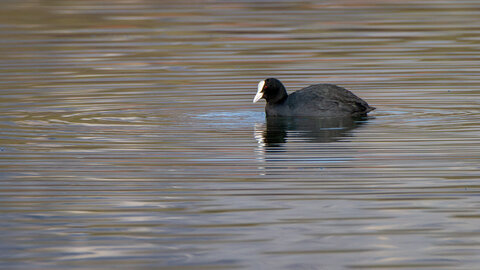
[[269, 87, 288, 104]]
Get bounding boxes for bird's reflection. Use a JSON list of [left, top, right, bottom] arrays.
[[255, 116, 368, 148], [253, 116, 370, 175]]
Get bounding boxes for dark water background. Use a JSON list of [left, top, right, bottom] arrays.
[[1, 0, 480, 269]]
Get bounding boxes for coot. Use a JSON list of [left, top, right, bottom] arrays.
[[253, 78, 375, 117]]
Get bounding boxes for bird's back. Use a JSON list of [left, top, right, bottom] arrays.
[[285, 83, 374, 116]]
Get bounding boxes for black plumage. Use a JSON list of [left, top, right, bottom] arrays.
[[253, 78, 375, 117]]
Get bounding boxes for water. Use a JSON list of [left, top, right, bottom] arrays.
[[1, 0, 480, 269]]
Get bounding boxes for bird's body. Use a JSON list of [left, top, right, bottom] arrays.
[[253, 78, 375, 117], [266, 83, 374, 117]]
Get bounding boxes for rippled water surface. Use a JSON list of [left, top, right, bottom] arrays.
[[1, 0, 480, 269]]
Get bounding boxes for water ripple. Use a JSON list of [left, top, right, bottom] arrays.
[[1, 0, 480, 269]]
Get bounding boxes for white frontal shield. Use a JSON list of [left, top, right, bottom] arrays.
[[253, 80, 265, 103]]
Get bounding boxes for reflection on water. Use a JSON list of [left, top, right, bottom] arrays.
[[254, 116, 367, 176], [255, 116, 367, 147], [1, 0, 480, 269]]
